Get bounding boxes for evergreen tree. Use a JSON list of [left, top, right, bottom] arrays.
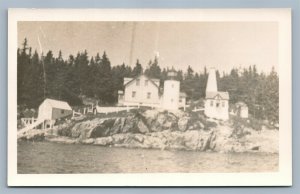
[[145, 56, 161, 78], [264, 67, 279, 123], [132, 59, 143, 76], [95, 51, 113, 104], [17, 38, 31, 106], [16, 39, 279, 123], [84, 57, 97, 97]]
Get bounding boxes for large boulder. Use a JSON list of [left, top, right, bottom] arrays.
[[178, 116, 190, 132], [213, 125, 279, 153], [112, 133, 129, 144], [122, 116, 137, 133], [70, 118, 104, 138], [70, 117, 123, 139], [81, 138, 95, 144], [136, 120, 149, 133], [143, 134, 167, 149], [164, 130, 216, 151], [120, 113, 150, 134], [110, 117, 125, 135], [94, 136, 113, 146], [142, 110, 178, 132], [90, 119, 116, 137], [122, 134, 145, 148]]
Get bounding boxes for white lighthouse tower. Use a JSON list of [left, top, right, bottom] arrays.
[[206, 68, 218, 94], [204, 67, 229, 120], [162, 71, 180, 110]]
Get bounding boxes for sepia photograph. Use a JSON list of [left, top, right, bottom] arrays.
[[8, 9, 292, 186]]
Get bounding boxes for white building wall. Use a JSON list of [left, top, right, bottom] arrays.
[[240, 107, 248, 118], [123, 75, 161, 107], [38, 101, 52, 120], [163, 80, 180, 110], [205, 99, 229, 120]]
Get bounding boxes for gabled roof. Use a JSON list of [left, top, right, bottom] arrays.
[[206, 91, 229, 100], [42, 98, 72, 110], [124, 74, 160, 88]]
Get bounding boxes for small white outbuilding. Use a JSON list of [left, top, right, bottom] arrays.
[[235, 102, 249, 118], [38, 98, 73, 120]]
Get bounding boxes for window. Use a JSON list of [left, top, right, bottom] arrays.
[[132, 91, 136, 98], [210, 100, 214, 107], [222, 101, 225, 107], [145, 80, 148, 86], [136, 79, 140, 86], [171, 99, 174, 103], [216, 103, 220, 107], [179, 98, 182, 103], [147, 92, 151, 99], [61, 110, 65, 114], [172, 84, 174, 88]]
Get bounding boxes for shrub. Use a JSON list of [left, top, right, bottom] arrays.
[[230, 117, 251, 138]]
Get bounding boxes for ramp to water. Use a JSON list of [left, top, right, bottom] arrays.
[[17, 119, 44, 138]]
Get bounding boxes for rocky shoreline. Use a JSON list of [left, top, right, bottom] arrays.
[[18, 109, 279, 153]]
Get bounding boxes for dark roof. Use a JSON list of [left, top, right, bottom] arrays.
[[206, 91, 229, 100], [124, 74, 160, 88]]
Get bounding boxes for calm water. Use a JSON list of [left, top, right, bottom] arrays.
[[18, 141, 278, 174]]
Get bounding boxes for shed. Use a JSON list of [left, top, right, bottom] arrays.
[[236, 102, 249, 118], [38, 98, 73, 120]]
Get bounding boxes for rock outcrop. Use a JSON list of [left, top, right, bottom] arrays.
[[17, 109, 279, 153]]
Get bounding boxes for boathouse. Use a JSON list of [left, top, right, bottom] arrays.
[[38, 98, 73, 120]]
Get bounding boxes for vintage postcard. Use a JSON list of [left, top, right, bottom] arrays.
[[8, 9, 292, 186]]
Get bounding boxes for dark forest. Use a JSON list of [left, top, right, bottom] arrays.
[[17, 39, 279, 123]]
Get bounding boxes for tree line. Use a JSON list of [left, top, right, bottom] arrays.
[[17, 39, 279, 123]]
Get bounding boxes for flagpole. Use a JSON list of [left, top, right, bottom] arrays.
[[37, 35, 46, 99]]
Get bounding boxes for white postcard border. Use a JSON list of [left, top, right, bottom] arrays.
[[8, 8, 292, 186]]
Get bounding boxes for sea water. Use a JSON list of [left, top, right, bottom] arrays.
[[17, 141, 278, 174]]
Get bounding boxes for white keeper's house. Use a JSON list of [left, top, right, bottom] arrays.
[[118, 71, 187, 110], [204, 68, 229, 120]]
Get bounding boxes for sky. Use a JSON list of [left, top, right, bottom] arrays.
[[18, 21, 278, 74]]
